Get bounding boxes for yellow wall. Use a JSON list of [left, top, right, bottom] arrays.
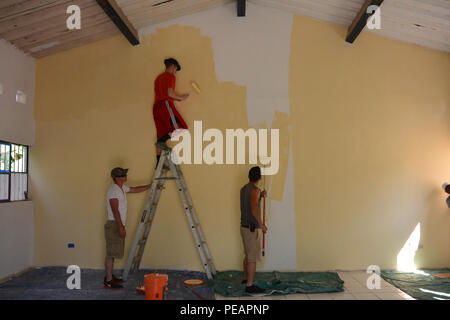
[[290, 16, 450, 270], [31, 14, 450, 271], [32, 25, 251, 270]]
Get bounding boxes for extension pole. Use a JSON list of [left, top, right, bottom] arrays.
[[262, 170, 266, 256]]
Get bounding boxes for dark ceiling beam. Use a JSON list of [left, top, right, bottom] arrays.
[[96, 0, 139, 46], [237, 0, 246, 17], [346, 0, 384, 44]]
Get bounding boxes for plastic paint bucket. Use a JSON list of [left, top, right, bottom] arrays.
[[144, 273, 168, 300]]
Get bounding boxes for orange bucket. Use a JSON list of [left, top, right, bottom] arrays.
[[144, 273, 168, 300]]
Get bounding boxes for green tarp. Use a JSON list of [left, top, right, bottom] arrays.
[[210, 271, 344, 297], [381, 269, 450, 300]]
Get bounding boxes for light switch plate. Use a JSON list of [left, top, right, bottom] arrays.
[[16, 90, 27, 104]]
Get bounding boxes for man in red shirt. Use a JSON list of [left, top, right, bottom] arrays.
[[153, 58, 190, 166]]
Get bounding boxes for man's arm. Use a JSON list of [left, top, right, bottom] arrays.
[[168, 88, 189, 101], [128, 184, 151, 193], [250, 189, 266, 232], [109, 198, 126, 238]]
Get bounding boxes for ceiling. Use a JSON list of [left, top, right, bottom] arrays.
[[0, 0, 448, 58]]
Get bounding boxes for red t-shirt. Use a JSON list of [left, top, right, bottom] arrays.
[[154, 72, 175, 103]]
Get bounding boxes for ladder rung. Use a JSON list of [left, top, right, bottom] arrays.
[[155, 177, 177, 180]]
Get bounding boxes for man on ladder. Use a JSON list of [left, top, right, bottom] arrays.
[[122, 60, 216, 281], [153, 58, 190, 166]]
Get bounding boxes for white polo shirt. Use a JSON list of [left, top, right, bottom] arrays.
[[106, 184, 131, 225]]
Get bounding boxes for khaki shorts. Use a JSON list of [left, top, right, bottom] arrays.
[[105, 220, 125, 259], [240, 226, 262, 263]]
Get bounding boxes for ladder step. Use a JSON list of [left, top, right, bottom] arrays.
[[155, 177, 178, 180]]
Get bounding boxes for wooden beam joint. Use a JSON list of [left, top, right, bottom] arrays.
[[96, 0, 139, 46]]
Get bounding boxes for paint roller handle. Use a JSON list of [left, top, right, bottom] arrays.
[[262, 199, 266, 256]]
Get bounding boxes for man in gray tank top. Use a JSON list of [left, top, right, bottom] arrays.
[[240, 166, 267, 295]]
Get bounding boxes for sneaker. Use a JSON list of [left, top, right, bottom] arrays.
[[104, 278, 123, 289], [245, 285, 266, 295], [112, 275, 123, 285], [155, 141, 171, 151]]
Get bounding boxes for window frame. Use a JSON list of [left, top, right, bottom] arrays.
[[0, 140, 29, 203]]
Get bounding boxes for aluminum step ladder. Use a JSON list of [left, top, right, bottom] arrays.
[[122, 149, 217, 281]]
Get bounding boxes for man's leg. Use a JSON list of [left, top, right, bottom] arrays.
[[243, 257, 248, 280], [105, 257, 114, 281], [155, 134, 171, 167], [243, 229, 265, 294], [246, 261, 257, 286], [156, 134, 171, 153]]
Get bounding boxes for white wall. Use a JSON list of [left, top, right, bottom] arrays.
[[0, 39, 35, 146], [140, 2, 297, 270], [0, 39, 35, 279], [0, 201, 34, 279]]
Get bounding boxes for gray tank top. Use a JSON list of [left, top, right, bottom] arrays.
[[240, 183, 260, 228]]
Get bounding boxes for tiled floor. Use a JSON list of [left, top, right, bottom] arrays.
[[215, 271, 415, 300]]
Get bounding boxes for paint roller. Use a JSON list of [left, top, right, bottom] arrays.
[[191, 81, 201, 94]]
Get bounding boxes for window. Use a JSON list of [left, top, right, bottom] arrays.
[[0, 141, 28, 202]]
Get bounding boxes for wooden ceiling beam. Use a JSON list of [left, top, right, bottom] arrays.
[[96, 0, 139, 45], [346, 0, 384, 44], [237, 0, 245, 17]]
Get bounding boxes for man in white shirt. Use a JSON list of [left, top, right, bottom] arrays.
[[104, 167, 151, 289]]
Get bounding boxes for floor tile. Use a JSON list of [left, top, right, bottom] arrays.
[[397, 292, 415, 300], [330, 293, 356, 300], [344, 281, 364, 287], [353, 293, 380, 300], [374, 292, 405, 300], [345, 286, 373, 293]]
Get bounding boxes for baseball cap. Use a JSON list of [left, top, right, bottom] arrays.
[[164, 58, 181, 71], [111, 167, 129, 179]]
